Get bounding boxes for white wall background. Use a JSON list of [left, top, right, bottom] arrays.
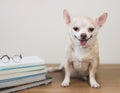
[[0, 0, 120, 64]]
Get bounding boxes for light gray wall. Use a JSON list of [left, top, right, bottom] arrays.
[[0, 0, 120, 64]]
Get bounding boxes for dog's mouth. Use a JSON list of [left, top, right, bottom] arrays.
[[74, 35, 93, 46]]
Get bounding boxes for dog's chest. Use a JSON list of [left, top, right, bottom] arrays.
[[72, 61, 89, 76], [74, 46, 89, 58], [72, 47, 90, 76]]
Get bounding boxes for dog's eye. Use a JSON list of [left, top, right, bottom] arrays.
[[73, 27, 79, 32], [88, 27, 94, 32]]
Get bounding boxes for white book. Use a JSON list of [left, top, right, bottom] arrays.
[[0, 76, 52, 93], [0, 73, 46, 88], [0, 56, 45, 69], [0, 65, 46, 75], [0, 70, 46, 80]]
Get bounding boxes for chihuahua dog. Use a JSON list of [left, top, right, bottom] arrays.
[[48, 9, 108, 88]]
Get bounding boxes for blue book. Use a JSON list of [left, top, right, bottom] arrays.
[[0, 65, 46, 75], [0, 73, 47, 89], [0, 69, 46, 80]]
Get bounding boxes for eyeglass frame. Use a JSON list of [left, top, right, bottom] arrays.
[[0, 54, 22, 63]]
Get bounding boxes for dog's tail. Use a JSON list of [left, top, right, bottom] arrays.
[[47, 64, 64, 72]]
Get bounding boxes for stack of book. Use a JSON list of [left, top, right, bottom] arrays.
[[0, 56, 52, 93]]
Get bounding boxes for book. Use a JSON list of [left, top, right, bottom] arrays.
[[0, 70, 46, 80], [0, 76, 52, 93], [0, 56, 45, 69], [0, 56, 52, 93], [0, 65, 46, 75], [0, 73, 46, 88]]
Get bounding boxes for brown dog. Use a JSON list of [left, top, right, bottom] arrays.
[[48, 9, 108, 88]]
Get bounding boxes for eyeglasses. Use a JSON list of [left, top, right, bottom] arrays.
[[0, 54, 22, 63]]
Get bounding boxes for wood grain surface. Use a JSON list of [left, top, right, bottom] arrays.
[[18, 64, 120, 93]]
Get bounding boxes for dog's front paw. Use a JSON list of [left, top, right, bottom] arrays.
[[90, 81, 100, 88], [61, 79, 70, 87]]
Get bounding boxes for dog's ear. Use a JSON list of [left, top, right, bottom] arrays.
[[96, 13, 108, 28], [63, 9, 71, 24]]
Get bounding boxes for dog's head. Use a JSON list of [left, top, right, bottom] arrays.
[[63, 9, 108, 47]]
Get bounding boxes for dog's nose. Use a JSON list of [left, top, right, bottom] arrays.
[[81, 33, 87, 39]]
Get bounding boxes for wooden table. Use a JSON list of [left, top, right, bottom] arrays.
[[18, 64, 120, 93]]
